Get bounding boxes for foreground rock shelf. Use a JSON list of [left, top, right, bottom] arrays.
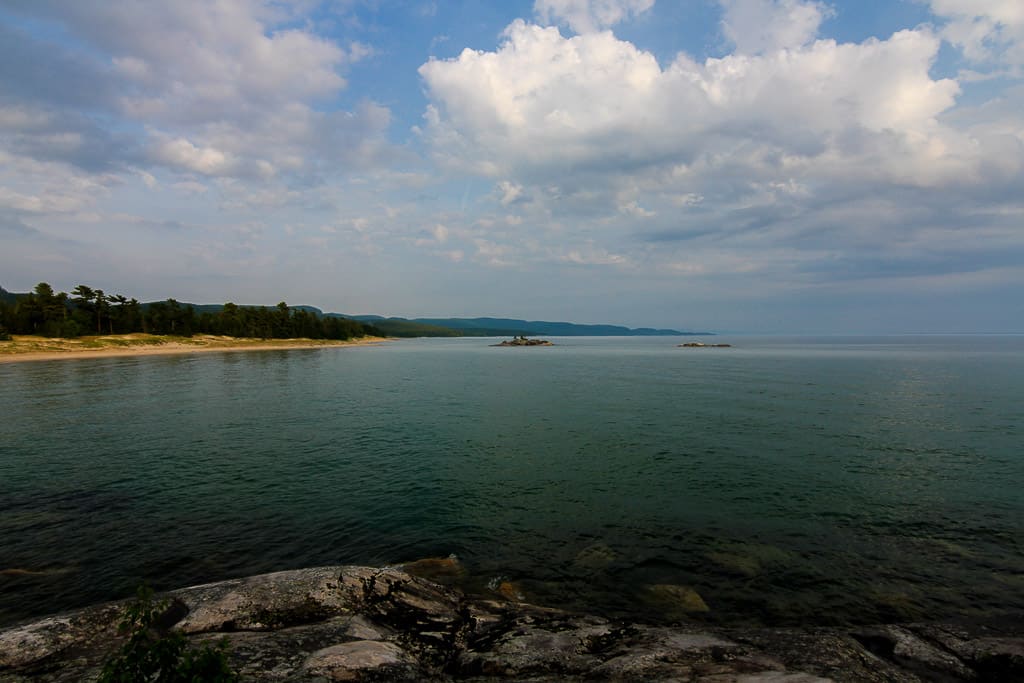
[[1, 565, 1022, 681]]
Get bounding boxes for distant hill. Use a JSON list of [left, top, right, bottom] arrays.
[[354, 319, 463, 338], [351, 318, 531, 337], [167, 306, 712, 337], [0, 286, 19, 306], [348, 316, 703, 337], [280, 308, 460, 337]]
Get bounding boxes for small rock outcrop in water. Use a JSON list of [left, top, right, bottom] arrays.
[[679, 341, 732, 348], [1, 566, 1022, 681], [492, 336, 553, 346]]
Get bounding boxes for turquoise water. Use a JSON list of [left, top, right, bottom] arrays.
[[1, 336, 1022, 627]]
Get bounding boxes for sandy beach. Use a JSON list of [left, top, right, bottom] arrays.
[[0, 333, 392, 363]]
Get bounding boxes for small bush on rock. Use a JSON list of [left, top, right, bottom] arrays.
[[99, 585, 238, 682]]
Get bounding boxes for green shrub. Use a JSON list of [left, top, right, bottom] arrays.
[[58, 319, 82, 338], [99, 586, 238, 683], [0, 326, 11, 341]]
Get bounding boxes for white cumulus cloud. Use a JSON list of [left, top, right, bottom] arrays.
[[420, 20, 960, 185], [151, 137, 230, 176], [534, 0, 655, 34], [415, 10, 1024, 305], [930, 0, 1024, 71], [720, 0, 830, 55]]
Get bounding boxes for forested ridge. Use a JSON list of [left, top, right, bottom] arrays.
[[0, 283, 381, 341]]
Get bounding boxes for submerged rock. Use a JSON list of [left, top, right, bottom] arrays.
[[705, 551, 763, 578], [493, 580, 526, 602], [1, 565, 1021, 682], [571, 542, 618, 574], [644, 584, 711, 615], [705, 543, 796, 578], [397, 555, 467, 585], [0, 568, 71, 578]]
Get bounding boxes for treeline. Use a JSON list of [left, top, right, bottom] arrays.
[[0, 283, 381, 341]]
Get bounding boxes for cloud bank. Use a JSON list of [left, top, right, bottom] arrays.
[[0, 0, 1022, 331]]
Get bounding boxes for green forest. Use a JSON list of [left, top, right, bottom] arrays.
[[0, 283, 381, 341]]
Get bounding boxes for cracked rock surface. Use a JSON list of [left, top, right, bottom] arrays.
[[1, 566, 1022, 681]]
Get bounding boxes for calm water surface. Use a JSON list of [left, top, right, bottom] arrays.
[[1, 336, 1022, 627]]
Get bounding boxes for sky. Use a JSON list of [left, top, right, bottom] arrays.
[[1, 0, 1022, 333]]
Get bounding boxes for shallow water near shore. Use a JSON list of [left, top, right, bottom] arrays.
[[1, 335, 1022, 628]]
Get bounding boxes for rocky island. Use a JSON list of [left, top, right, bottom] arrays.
[[492, 336, 553, 346], [679, 342, 732, 348], [1, 564, 1021, 681]]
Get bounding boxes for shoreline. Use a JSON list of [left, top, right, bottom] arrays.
[[1, 565, 1020, 681], [0, 334, 393, 364]]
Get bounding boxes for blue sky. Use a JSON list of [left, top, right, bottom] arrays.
[[1, 0, 1022, 333]]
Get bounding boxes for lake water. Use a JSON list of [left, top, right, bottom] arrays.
[[2, 336, 1022, 628]]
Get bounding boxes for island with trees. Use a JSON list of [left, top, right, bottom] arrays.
[[493, 336, 554, 346]]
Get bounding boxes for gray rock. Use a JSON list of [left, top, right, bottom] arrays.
[[173, 566, 355, 633], [303, 640, 418, 680], [852, 625, 976, 680], [0, 604, 122, 671], [459, 614, 611, 677], [1, 565, 1022, 682], [907, 621, 1024, 681]]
